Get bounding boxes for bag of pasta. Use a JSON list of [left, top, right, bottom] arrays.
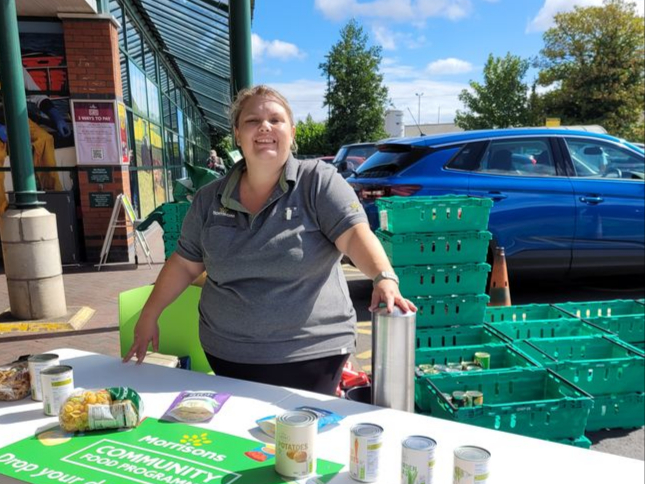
[[59, 387, 143, 432], [0, 360, 30, 401]]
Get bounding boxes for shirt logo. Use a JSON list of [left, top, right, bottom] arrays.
[[213, 208, 235, 218]]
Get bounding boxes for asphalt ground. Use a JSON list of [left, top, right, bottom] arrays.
[[0, 226, 643, 461]]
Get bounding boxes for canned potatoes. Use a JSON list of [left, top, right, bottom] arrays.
[[350, 423, 383, 482], [401, 435, 436, 484], [453, 445, 490, 484], [275, 410, 317, 478], [28, 354, 59, 401]]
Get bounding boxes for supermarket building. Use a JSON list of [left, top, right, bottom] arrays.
[[0, 0, 252, 264]]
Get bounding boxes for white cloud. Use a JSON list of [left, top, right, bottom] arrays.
[[315, 0, 473, 23], [252, 33, 305, 61], [426, 58, 474, 75], [271, 80, 329, 123], [372, 25, 427, 50], [527, 0, 644, 33]]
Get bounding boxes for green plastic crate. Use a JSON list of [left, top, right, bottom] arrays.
[[377, 230, 492, 266], [412, 294, 490, 328], [584, 314, 645, 345], [398, 262, 491, 297], [517, 336, 644, 395], [484, 303, 574, 323], [552, 435, 592, 449], [160, 201, 191, 226], [585, 392, 645, 431], [554, 299, 645, 320], [416, 325, 503, 349], [416, 343, 535, 372], [487, 319, 607, 342], [416, 367, 592, 441], [375, 196, 493, 233]]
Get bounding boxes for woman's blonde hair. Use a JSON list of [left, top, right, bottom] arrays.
[[229, 85, 297, 152], [229, 85, 295, 128]]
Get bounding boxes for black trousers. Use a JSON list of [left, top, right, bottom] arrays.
[[205, 352, 349, 396]]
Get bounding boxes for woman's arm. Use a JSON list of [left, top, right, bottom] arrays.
[[123, 252, 205, 363], [335, 222, 416, 313]]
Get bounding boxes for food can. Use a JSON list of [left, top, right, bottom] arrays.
[[350, 423, 383, 482], [28, 354, 59, 401], [452, 391, 466, 408], [453, 446, 491, 484], [401, 435, 437, 484], [41, 365, 74, 416], [465, 365, 483, 372], [465, 390, 484, 406], [474, 352, 490, 369], [275, 410, 317, 478]]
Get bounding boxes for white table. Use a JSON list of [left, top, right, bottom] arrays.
[[0, 348, 643, 483]]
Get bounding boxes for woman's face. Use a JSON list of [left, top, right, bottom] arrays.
[[235, 95, 295, 168]]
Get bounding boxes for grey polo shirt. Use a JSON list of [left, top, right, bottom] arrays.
[[175, 155, 368, 364]]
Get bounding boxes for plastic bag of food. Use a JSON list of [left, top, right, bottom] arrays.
[[161, 390, 231, 423], [59, 387, 143, 432], [0, 360, 30, 401], [256, 406, 344, 438]]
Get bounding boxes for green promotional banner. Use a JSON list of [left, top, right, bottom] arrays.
[[0, 418, 344, 484]]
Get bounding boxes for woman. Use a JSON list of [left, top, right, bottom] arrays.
[[124, 85, 415, 395]]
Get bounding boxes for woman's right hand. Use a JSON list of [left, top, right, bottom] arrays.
[[122, 316, 160, 364]]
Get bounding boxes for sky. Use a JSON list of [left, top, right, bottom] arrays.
[[251, 0, 645, 128]]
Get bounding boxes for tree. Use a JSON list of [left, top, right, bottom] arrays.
[[295, 115, 331, 156], [454, 53, 533, 130], [537, 0, 645, 139], [319, 19, 388, 149]]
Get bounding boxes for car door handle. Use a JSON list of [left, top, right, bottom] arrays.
[[487, 191, 508, 201], [579, 196, 604, 204]]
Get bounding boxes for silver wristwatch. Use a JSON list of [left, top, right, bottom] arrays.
[[373, 271, 399, 285]]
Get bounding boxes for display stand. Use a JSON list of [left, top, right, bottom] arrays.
[[97, 193, 153, 270]]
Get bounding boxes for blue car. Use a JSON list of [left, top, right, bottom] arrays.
[[348, 128, 645, 279]]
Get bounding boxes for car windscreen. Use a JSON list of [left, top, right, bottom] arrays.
[[332, 147, 349, 164], [354, 144, 432, 178]]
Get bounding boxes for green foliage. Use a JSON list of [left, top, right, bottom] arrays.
[[455, 53, 533, 130], [210, 130, 234, 168], [319, 19, 389, 149], [295, 115, 332, 156], [537, 0, 645, 138]]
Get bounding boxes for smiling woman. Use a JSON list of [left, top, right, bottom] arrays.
[[124, 85, 416, 396]]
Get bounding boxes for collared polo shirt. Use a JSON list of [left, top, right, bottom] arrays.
[[175, 155, 368, 364]]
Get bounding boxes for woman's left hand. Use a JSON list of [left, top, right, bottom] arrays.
[[369, 279, 418, 314]]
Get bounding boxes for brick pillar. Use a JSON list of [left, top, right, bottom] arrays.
[[62, 15, 134, 263]]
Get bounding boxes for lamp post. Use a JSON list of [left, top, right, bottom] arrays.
[[415, 92, 424, 125]]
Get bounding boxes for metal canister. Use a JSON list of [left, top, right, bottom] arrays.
[[452, 391, 466, 408], [28, 353, 59, 401], [453, 446, 491, 484], [466, 390, 484, 406], [401, 435, 437, 484], [372, 306, 416, 412], [350, 423, 383, 482], [474, 352, 491, 369], [275, 410, 317, 478], [40, 365, 73, 416]]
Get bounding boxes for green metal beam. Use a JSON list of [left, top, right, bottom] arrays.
[[0, 0, 40, 208], [229, 0, 253, 98]]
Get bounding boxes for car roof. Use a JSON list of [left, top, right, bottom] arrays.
[[381, 128, 630, 148]]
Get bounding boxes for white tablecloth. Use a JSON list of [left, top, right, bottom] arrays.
[[0, 348, 642, 483]]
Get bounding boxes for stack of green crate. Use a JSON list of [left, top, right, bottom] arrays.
[[159, 201, 191, 259], [484, 301, 645, 433], [376, 195, 493, 328]]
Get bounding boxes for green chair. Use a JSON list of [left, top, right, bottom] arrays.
[[118, 285, 212, 373]]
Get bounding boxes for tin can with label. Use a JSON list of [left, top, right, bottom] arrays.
[[401, 435, 437, 484], [453, 446, 491, 484], [474, 352, 490, 369], [465, 390, 484, 406], [275, 410, 317, 478], [350, 423, 383, 482], [452, 391, 466, 408], [41, 365, 74, 416], [28, 354, 59, 401]]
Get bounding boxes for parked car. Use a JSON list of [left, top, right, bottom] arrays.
[[332, 142, 378, 178], [347, 128, 645, 280], [315, 156, 336, 164]]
